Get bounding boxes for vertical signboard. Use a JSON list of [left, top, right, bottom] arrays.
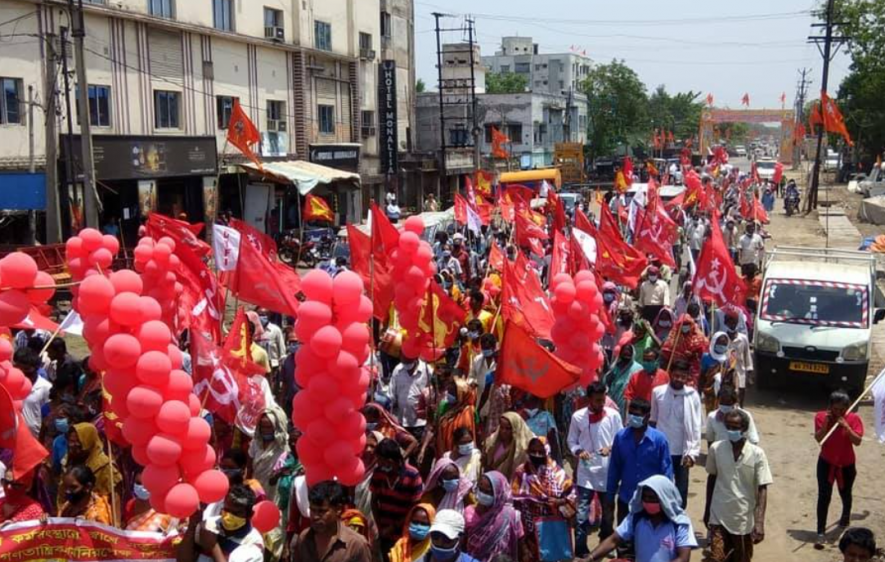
[[378, 60, 399, 176]]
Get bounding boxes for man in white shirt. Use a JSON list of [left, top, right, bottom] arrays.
[[568, 382, 623, 556], [688, 216, 707, 263], [704, 409, 772, 562], [180, 484, 265, 562], [738, 222, 765, 268], [722, 218, 740, 262], [706, 386, 760, 446], [388, 353, 431, 440], [723, 308, 754, 406], [650, 360, 703, 509], [16, 348, 52, 437], [638, 265, 670, 322]]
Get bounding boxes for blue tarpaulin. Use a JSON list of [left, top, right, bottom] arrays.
[[0, 173, 46, 210]]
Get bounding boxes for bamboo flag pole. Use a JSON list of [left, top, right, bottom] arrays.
[[819, 367, 885, 447]]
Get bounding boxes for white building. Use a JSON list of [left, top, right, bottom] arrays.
[[482, 36, 592, 98]]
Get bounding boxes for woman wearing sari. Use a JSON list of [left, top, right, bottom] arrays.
[[464, 471, 525, 562], [483, 412, 534, 480], [604, 344, 643, 417], [59, 465, 112, 525], [362, 403, 419, 459], [652, 307, 675, 343], [421, 377, 476, 463], [247, 406, 290, 561], [660, 314, 709, 384], [699, 332, 739, 412], [421, 457, 474, 513], [511, 437, 576, 562], [630, 320, 659, 360], [440, 427, 482, 484], [388, 504, 436, 562], [62, 423, 121, 512]]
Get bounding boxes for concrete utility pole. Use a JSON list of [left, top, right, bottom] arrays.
[[792, 68, 812, 170], [44, 33, 63, 244], [467, 17, 481, 176], [27, 86, 36, 244], [70, 0, 100, 228]]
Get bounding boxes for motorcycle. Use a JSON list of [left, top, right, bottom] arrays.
[[784, 189, 800, 217], [276, 231, 317, 267]]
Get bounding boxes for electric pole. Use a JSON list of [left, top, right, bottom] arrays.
[[806, 0, 849, 211], [792, 68, 812, 170], [466, 17, 480, 177], [44, 33, 62, 244], [70, 0, 100, 228]]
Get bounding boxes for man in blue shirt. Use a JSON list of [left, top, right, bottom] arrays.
[[606, 398, 674, 523]]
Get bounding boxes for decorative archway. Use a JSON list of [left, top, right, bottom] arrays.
[[699, 109, 795, 165]]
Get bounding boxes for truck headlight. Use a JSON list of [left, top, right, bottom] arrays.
[[842, 343, 867, 362], [755, 332, 780, 353]]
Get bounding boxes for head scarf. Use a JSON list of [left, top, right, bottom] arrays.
[[602, 281, 620, 319], [425, 457, 472, 512], [708, 331, 730, 363], [465, 471, 521, 560], [364, 403, 408, 440], [68, 423, 121, 495], [652, 307, 675, 339], [483, 412, 534, 479], [606, 344, 643, 415], [250, 406, 290, 490], [627, 475, 691, 526], [663, 314, 708, 359], [389, 503, 437, 562], [341, 509, 372, 544], [244, 310, 265, 339]]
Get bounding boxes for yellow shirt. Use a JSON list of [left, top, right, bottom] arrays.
[[250, 343, 271, 374]]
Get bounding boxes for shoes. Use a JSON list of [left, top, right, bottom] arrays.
[[814, 534, 826, 550]]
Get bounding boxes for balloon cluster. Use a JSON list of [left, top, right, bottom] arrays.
[[389, 217, 437, 360], [549, 271, 606, 387], [65, 228, 120, 282], [133, 236, 185, 329], [291, 269, 373, 486], [0, 338, 33, 413], [0, 253, 55, 326]]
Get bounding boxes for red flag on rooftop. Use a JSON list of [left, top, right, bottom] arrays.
[[741, 93, 750, 107], [491, 126, 510, 159], [227, 99, 262, 168]]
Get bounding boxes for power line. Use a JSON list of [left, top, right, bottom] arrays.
[[0, 10, 36, 28]]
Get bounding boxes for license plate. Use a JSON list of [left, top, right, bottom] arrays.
[[789, 361, 830, 374]]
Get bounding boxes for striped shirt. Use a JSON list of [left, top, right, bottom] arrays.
[[370, 463, 424, 541]]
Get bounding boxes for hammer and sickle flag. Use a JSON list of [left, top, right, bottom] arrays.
[[417, 280, 467, 352], [497, 321, 581, 399], [303, 193, 335, 223]]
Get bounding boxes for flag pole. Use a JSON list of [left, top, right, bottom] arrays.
[[105, 435, 119, 527], [295, 192, 305, 268], [818, 367, 885, 447], [663, 317, 685, 374]]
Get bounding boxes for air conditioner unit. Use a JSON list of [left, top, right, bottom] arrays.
[[268, 119, 287, 132], [361, 126, 376, 138], [359, 48, 376, 60], [264, 26, 284, 41]]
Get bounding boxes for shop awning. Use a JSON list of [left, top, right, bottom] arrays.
[[499, 168, 562, 189], [239, 160, 361, 195]]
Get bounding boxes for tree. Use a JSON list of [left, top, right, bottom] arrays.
[[486, 72, 528, 94], [580, 60, 648, 157], [647, 85, 704, 144], [416, 78, 426, 93]]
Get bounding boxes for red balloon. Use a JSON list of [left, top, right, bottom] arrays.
[[167, 344, 184, 370], [303, 462, 336, 487], [323, 440, 355, 467], [152, 243, 172, 265], [0, 291, 30, 325], [192, 469, 229, 504], [306, 419, 338, 447], [88, 349, 108, 373], [179, 444, 216, 478], [110, 270, 143, 296], [403, 215, 424, 235], [27, 271, 56, 304], [136, 351, 173, 387], [104, 333, 142, 369], [332, 271, 364, 306], [131, 444, 151, 467], [336, 458, 366, 487], [102, 234, 121, 256], [398, 232, 420, 255], [104, 369, 136, 400], [146, 434, 183, 466], [554, 281, 577, 305], [182, 417, 211, 450], [0, 253, 38, 289], [66, 237, 85, 260], [110, 292, 143, 326], [156, 400, 191, 435], [89, 248, 114, 270], [323, 397, 355, 423], [138, 321, 172, 352], [122, 416, 157, 447], [350, 433, 367, 456], [310, 326, 342, 359], [163, 483, 199, 518], [251, 500, 281, 533], [79, 228, 104, 252], [296, 437, 324, 466], [78, 275, 116, 315], [550, 273, 572, 292], [301, 270, 334, 304], [404, 266, 426, 289], [127, 386, 164, 419], [335, 411, 366, 441], [0, 339, 11, 362], [165, 370, 193, 402], [290, 389, 323, 430], [340, 323, 369, 356], [138, 297, 163, 322], [356, 296, 373, 324], [187, 394, 202, 417], [142, 463, 181, 495], [308, 376, 339, 402]]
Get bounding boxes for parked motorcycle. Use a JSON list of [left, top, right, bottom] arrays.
[[276, 231, 317, 267]]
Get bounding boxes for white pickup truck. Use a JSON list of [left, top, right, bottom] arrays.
[[754, 247, 885, 398]]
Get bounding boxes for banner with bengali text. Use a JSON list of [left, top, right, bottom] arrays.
[[0, 518, 178, 562]]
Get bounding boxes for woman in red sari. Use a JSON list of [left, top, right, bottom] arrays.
[[0, 472, 45, 523], [660, 313, 708, 384]]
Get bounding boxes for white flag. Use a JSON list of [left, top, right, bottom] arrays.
[[573, 227, 597, 265], [872, 369, 885, 444], [58, 311, 84, 336], [212, 224, 241, 272], [466, 205, 482, 235]]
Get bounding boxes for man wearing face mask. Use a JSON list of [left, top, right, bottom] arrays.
[[738, 222, 765, 270], [177, 485, 264, 562], [638, 266, 670, 323], [289, 481, 371, 562], [389, 353, 431, 442], [607, 399, 673, 524], [370, 438, 425, 555], [624, 348, 670, 412], [254, 308, 286, 394], [421, 509, 478, 562], [706, 386, 760, 446], [704, 410, 772, 562], [281, 332, 300, 416], [723, 309, 753, 407], [650, 360, 703, 509]]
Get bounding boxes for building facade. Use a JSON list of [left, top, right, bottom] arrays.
[[0, 0, 415, 241]]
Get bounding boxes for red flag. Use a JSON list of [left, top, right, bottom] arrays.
[[693, 212, 747, 308], [348, 224, 394, 321], [547, 189, 568, 233], [575, 207, 596, 235], [303, 194, 335, 223], [499, 193, 516, 224], [497, 321, 581, 398], [772, 162, 784, 185], [550, 231, 571, 279], [491, 126, 510, 159], [780, 92, 787, 105], [505, 184, 535, 206], [475, 170, 494, 198], [192, 331, 242, 424], [751, 196, 770, 224], [634, 206, 678, 269], [418, 280, 467, 351], [0, 384, 48, 478], [488, 242, 505, 272], [821, 91, 853, 146], [668, 130, 675, 144], [682, 169, 707, 210], [11, 306, 59, 332], [371, 202, 400, 256], [622, 157, 634, 187], [226, 99, 262, 167], [502, 258, 554, 339], [706, 93, 714, 106], [741, 93, 750, 107], [515, 210, 549, 255], [596, 205, 648, 289], [453, 193, 469, 225], [809, 100, 823, 130], [223, 220, 301, 317], [146, 213, 211, 258], [222, 308, 268, 377]]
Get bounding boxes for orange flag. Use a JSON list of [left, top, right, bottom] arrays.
[[303, 194, 335, 223], [227, 99, 262, 167], [821, 91, 853, 146], [497, 321, 581, 399], [491, 126, 510, 159]]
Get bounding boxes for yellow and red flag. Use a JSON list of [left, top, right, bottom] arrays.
[[227, 99, 262, 168], [418, 280, 467, 352], [303, 194, 335, 223]]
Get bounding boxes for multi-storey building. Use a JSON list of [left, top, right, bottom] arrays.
[[0, 0, 414, 242]]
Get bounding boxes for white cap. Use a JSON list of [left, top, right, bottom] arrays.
[[452, 233, 465, 242], [430, 509, 465, 540]]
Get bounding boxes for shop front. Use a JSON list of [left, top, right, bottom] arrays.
[[60, 135, 218, 243]]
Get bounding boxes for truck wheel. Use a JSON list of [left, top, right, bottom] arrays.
[[755, 355, 779, 391]]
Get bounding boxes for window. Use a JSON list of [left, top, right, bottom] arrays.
[[359, 32, 372, 51], [315, 21, 332, 51], [514, 62, 530, 74], [499, 65, 510, 73], [154, 90, 180, 129], [508, 124, 522, 144], [267, 100, 285, 131], [88, 85, 111, 127], [318, 105, 335, 134], [264, 8, 282, 38], [0, 78, 23, 125], [216, 96, 238, 129], [380, 11, 391, 38], [149, 0, 174, 18], [361, 110, 375, 137], [213, 0, 233, 31]]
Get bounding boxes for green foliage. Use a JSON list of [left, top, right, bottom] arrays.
[[485, 72, 528, 94], [648, 85, 704, 142], [580, 60, 649, 157], [416, 78, 426, 93], [715, 122, 750, 143]]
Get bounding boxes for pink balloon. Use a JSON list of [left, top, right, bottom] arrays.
[[156, 400, 191, 435], [340, 323, 369, 356], [182, 417, 211, 450], [0, 291, 30, 326], [27, 271, 56, 304], [110, 270, 143, 296], [163, 483, 199, 518], [66, 237, 85, 260], [398, 232, 420, 255], [301, 270, 334, 304], [332, 271, 364, 306], [165, 370, 193, 402], [102, 234, 121, 256], [187, 394, 202, 417], [104, 334, 142, 369], [310, 326, 342, 359], [323, 440, 356, 467], [403, 215, 425, 235], [251, 501, 281, 533], [122, 416, 157, 447], [110, 292, 143, 326], [574, 270, 595, 284], [192, 469, 229, 504], [152, 243, 171, 265], [336, 458, 366, 487], [136, 351, 173, 387], [142, 463, 180, 495], [138, 321, 172, 352], [146, 434, 183, 466], [131, 444, 151, 467], [356, 295, 373, 323], [127, 386, 164, 419], [0, 253, 38, 289], [575, 280, 598, 304], [79, 228, 104, 252], [89, 248, 114, 270], [554, 281, 576, 305], [179, 445, 216, 478]]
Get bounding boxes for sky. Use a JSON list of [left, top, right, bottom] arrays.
[[413, 0, 852, 110]]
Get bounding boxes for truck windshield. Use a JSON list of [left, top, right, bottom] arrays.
[[761, 280, 868, 328], [756, 162, 776, 170]]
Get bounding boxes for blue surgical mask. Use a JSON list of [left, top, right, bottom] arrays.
[[366, 422, 378, 431], [431, 544, 459, 559], [719, 405, 734, 414], [603, 293, 615, 303], [441, 478, 460, 493], [628, 414, 646, 429], [261, 431, 276, 442], [409, 522, 430, 541], [55, 417, 69, 434], [641, 361, 658, 373], [457, 443, 474, 456], [475, 490, 495, 507], [726, 429, 745, 443], [482, 349, 495, 359], [467, 331, 480, 340], [287, 343, 299, 354], [713, 344, 728, 355], [133, 483, 151, 501]]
